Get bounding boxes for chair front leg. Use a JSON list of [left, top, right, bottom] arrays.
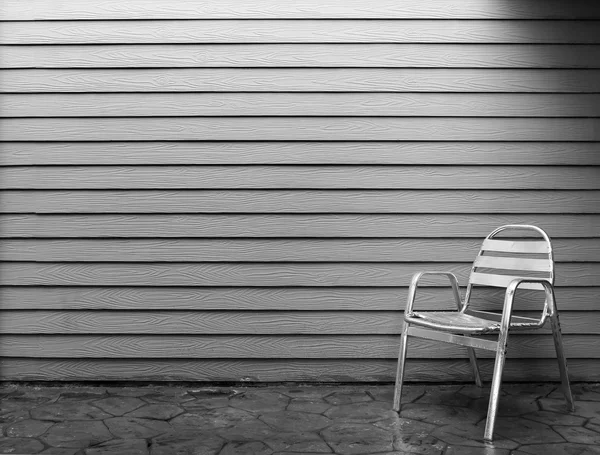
[[393, 320, 410, 411], [484, 280, 518, 442], [484, 328, 509, 441]]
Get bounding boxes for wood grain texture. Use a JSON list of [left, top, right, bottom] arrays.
[[5, 68, 600, 93], [2, 238, 598, 262], [3, 0, 600, 20], [1, 262, 597, 286], [0, 310, 594, 335], [0, 287, 422, 311], [1, 358, 598, 382], [4, 44, 600, 69], [0, 311, 400, 335], [1, 333, 597, 358], [2, 118, 599, 142], [4, 20, 600, 44], [3, 190, 600, 214], [3, 142, 600, 166], [3, 214, 599, 238], [1, 286, 596, 311], [0, 262, 470, 287], [6, 93, 600, 118], [1, 1, 599, 385], [3, 166, 600, 190]]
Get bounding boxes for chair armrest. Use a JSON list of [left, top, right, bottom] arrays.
[[405, 271, 463, 315], [501, 278, 555, 330]]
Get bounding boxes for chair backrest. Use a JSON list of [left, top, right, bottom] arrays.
[[464, 225, 554, 306]]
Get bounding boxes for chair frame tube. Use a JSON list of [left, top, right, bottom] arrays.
[[393, 225, 574, 442]]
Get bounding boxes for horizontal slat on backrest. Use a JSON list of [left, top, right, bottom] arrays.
[[470, 272, 548, 290], [481, 239, 550, 254], [474, 256, 552, 272]]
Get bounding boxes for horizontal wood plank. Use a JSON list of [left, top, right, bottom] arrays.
[[1, 286, 596, 311], [0, 311, 400, 335], [0, 287, 414, 311], [5, 93, 600, 118], [5, 69, 600, 93], [3, 166, 599, 190], [3, 20, 600, 44], [2, 118, 599, 141], [3, 190, 600, 214], [0, 358, 597, 382], [3, 0, 599, 20], [0, 310, 595, 335], [1, 333, 597, 358], [0, 262, 470, 287], [3, 214, 599, 238], [1, 263, 597, 286], [4, 44, 600, 69], [2, 239, 598, 262], [3, 142, 600, 166]]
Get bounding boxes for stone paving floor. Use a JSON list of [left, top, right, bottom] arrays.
[[1, 382, 600, 455]]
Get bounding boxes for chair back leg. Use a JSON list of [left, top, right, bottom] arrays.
[[465, 347, 483, 387], [548, 307, 575, 411], [393, 321, 410, 411]]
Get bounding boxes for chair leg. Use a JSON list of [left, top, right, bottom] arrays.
[[549, 310, 575, 412], [393, 321, 410, 411], [484, 334, 509, 441], [466, 347, 483, 388]]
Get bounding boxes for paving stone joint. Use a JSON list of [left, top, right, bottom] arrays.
[[1, 383, 599, 455]]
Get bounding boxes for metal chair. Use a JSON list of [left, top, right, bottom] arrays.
[[392, 224, 574, 441]]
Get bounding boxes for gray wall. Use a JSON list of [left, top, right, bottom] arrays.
[[1, 0, 599, 382]]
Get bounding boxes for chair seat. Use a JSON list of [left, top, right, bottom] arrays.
[[406, 310, 541, 335]]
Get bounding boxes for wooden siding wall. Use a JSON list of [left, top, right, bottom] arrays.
[[1, 0, 600, 382]]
